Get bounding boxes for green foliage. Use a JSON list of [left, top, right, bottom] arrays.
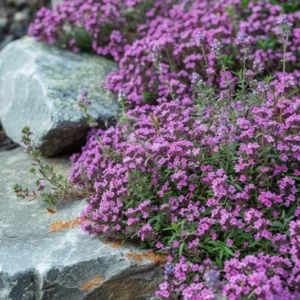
[[14, 127, 90, 208]]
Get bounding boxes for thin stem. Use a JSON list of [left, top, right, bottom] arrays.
[[201, 45, 208, 67], [158, 63, 176, 102], [279, 35, 288, 123], [241, 48, 248, 97], [282, 35, 288, 95], [220, 60, 229, 84], [166, 49, 177, 73], [220, 58, 233, 98]]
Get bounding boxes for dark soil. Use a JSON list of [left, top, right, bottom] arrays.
[[0, 124, 18, 152]]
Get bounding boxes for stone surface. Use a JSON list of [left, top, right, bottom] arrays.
[[0, 37, 118, 156], [0, 148, 163, 300]]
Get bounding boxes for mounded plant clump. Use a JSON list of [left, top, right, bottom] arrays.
[[29, 0, 299, 106], [70, 94, 300, 299], [70, 33, 300, 299], [17, 1, 300, 299]]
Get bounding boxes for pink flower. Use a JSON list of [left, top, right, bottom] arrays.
[[227, 239, 233, 247]]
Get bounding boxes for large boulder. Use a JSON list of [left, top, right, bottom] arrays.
[[0, 37, 118, 156], [0, 148, 163, 300]]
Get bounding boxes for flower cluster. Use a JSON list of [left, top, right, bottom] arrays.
[[70, 73, 300, 298], [29, 0, 300, 105], [28, 0, 173, 60], [28, 1, 300, 299], [107, 1, 299, 105]]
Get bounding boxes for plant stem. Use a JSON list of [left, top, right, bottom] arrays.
[[201, 45, 208, 67], [282, 35, 288, 95], [241, 47, 248, 97], [158, 63, 176, 102], [279, 35, 288, 123]]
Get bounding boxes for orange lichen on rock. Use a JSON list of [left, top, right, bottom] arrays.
[[126, 252, 144, 263], [81, 275, 104, 291], [47, 208, 57, 214], [111, 241, 122, 248], [50, 217, 81, 232], [144, 252, 167, 264], [125, 251, 167, 265], [50, 220, 69, 232], [69, 217, 82, 229]]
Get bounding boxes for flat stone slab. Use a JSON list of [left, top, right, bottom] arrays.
[[0, 37, 118, 156], [0, 148, 162, 300]]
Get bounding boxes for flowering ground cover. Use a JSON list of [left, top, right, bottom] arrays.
[[23, 0, 300, 299], [29, 0, 299, 105], [70, 81, 300, 299]]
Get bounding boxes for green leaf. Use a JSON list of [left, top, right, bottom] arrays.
[[288, 176, 300, 181], [249, 240, 260, 248], [208, 240, 221, 246], [179, 242, 185, 257], [233, 183, 243, 192], [215, 257, 222, 267], [272, 221, 283, 228], [224, 247, 234, 256], [154, 221, 161, 231], [29, 168, 36, 174], [219, 248, 224, 261], [247, 290, 256, 299]]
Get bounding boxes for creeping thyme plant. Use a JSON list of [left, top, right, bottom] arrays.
[[29, 0, 299, 105], [70, 65, 300, 298], [15, 0, 300, 299]]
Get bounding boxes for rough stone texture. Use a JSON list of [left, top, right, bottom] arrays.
[[0, 148, 163, 300], [0, 37, 118, 156]]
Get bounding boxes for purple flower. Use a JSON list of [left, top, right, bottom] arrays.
[[151, 44, 162, 62], [118, 90, 126, 102], [81, 88, 88, 98], [37, 180, 45, 191], [191, 72, 200, 85], [236, 32, 254, 47], [203, 269, 220, 287], [164, 263, 173, 275], [211, 39, 223, 57], [226, 239, 233, 246], [277, 15, 292, 28], [194, 32, 206, 45]]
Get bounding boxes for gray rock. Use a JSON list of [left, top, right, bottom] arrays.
[[9, 22, 27, 38], [0, 37, 118, 156], [0, 35, 14, 51], [13, 11, 29, 22], [0, 148, 164, 300], [0, 17, 8, 29], [13, 0, 28, 8], [51, 0, 63, 9]]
